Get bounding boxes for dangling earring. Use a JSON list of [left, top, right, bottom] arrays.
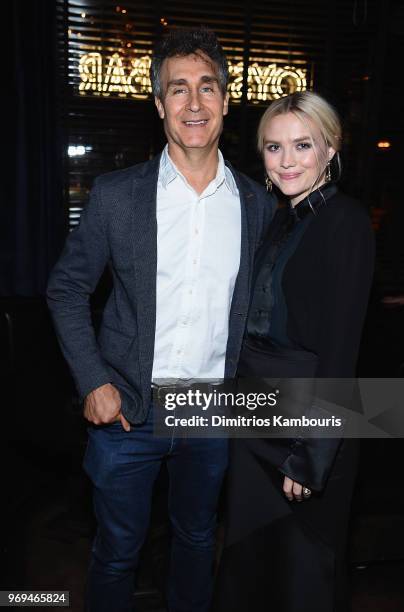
[[326, 161, 332, 183], [265, 175, 273, 192]]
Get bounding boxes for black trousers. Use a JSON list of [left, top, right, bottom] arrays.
[[212, 436, 359, 612]]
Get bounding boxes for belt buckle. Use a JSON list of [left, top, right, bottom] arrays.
[[152, 382, 177, 405]]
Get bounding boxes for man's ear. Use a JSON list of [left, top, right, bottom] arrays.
[[155, 96, 165, 119], [223, 92, 230, 117]]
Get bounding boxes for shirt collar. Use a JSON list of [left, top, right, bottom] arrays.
[[290, 182, 338, 220], [159, 145, 177, 189], [158, 145, 238, 197]]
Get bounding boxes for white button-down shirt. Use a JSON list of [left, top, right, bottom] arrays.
[[152, 146, 241, 381]]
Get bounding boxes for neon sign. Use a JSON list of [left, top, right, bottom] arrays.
[[228, 61, 307, 101], [78, 52, 307, 102]]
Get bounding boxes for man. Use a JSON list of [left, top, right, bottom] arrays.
[[47, 27, 275, 612]]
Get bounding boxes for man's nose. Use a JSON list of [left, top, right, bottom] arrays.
[[187, 89, 202, 112]]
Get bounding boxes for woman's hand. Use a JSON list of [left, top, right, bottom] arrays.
[[283, 476, 304, 502]]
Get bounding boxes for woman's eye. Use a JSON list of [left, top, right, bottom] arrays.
[[266, 144, 279, 152], [297, 142, 311, 150]]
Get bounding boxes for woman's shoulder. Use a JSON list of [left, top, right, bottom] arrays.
[[322, 188, 371, 227]]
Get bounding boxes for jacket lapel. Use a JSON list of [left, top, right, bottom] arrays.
[[225, 162, 258, 376], [130, 155, 160, 392]]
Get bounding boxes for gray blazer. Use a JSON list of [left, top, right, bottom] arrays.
[[47, 154, 276, 423]]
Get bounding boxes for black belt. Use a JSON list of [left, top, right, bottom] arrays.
[[151, 380, 227, 403]]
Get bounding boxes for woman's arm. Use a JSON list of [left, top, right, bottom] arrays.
[[281, 202, 375, 498]]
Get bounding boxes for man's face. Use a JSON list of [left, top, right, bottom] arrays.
[[155, 52, 229, 154]]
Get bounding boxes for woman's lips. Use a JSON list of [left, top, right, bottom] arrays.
[[279, 173, 302, 180]]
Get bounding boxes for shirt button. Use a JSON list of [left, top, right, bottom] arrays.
[[189, 289, 193, 295], [193, 259, 197, 265], [195, 228, 199, 235]]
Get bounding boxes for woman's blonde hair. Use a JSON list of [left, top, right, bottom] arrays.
[[257, 90, 342, 156]]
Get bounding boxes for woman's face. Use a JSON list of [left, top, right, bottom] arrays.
[[263, 112, 335, 207]]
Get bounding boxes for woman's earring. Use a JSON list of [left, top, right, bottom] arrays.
[[326, 161, 332, 182], [265, 176, 273, 192]]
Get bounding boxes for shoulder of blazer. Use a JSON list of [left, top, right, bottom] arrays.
[[91, 154, 162, 221], [95, 153, 162, 192], [225, 160, 277, 213], [320, 188, 372, 229], [225, 160, 254, 197]]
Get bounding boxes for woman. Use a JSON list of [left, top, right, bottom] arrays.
[[213, 92, 374, 612]]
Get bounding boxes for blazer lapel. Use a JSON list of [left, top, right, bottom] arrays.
[[225, 162, 258, 375], [227, 162, 257, 312], [130, 155, 160, 392]]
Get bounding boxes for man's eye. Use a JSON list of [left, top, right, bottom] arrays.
[[201, 86, 214, 93], [173, 88, 187, 95]]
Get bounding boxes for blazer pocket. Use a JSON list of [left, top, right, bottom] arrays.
[[98, 324, 134, 359]]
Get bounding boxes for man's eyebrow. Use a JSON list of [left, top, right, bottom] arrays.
[[167, 79, 188, 88], [200, 75, 219, 83], [166, 76, 219, 88]]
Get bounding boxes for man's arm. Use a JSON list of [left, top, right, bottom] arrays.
[[47, 178, 110, 397], [46, 178, 129, 429]]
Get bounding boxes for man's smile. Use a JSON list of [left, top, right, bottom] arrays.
[[183, 119, 209, 126]]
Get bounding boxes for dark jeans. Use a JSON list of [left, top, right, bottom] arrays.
[[83, 405, 228, 612]]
